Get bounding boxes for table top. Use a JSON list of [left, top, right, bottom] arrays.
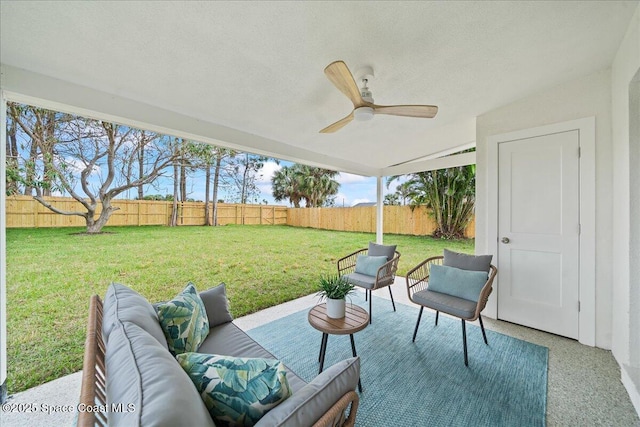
[[308, 303, 369, 335]]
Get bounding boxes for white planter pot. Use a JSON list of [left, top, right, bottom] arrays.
[[326, 298, 346, 319]]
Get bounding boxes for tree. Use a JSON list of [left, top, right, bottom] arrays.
[[211, 149, 236, 225], [169, 138, 184, 226], [388, 165, 476, 239], [271, 164, 340, 208], [384, 193, 400, 205], [395, 181, 413, 206], [188, 143, 235, 226], [11, 105, 176, 233], [299, 165, 339, 207], [272, 165, 303, 207], [5, 110, 20, 195], [228, 153, 268, 204], [7, 103, 66, 196]]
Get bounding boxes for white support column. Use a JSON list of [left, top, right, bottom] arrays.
[[0, 93, 7, 402], [376, 176, 383, 244]]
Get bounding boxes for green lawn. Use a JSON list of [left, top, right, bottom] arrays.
[[6, 225, 473, 393]]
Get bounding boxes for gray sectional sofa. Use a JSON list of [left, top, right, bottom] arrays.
[[78, 283, 360, 426]]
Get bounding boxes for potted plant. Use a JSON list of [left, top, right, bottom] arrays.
[[317, 275, 355, 319]]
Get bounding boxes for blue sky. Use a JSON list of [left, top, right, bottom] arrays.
[[139, 159, 394, 207]]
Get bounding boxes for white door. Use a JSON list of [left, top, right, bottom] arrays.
[[497, 130, 580, 339]]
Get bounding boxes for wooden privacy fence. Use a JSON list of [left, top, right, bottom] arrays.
[[287, 205, 475, 238], [6, 196, 475, 237], [5, 196, 288, 228]]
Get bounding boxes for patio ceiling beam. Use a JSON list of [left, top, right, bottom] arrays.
[[382, 151, 476, 176], [0, 64, 376, 177]]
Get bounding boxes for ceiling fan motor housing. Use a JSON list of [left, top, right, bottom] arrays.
[[354, 106, 374, 121]]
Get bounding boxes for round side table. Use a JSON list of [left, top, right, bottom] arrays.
[[308, 303, 369, 392]]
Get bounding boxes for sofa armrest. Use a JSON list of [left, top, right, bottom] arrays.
[[78, 295, 107, 427], [255, 357, 360, 427]]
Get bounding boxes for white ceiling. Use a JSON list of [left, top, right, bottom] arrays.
[[1, 1, 637, 176]]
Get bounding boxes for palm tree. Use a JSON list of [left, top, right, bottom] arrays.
[[384, 193, 400, 205], [396, 181, 413, 206], [272, 164, 340, 208], [301, 166, 339, 207], [272, 166, 303, 208], [388, 165, 475, 239]]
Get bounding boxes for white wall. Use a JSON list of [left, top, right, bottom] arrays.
[[611, 3, 640, 413], [475, 69, 613, 348]]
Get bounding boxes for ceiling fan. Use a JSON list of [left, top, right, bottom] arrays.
[[320, 60, 438, 133]]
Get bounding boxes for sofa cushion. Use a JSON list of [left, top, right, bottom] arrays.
[[255, 357, 360, 427], [368, 242, 397, 261], [200, 322, 306, 393], [102, 283, 168, 349], [354, 255, 388, 276], [200, 283, 234, 328], [427, 264, 488, 302], [177, 352, 292, 427], [105, 321, 215, 427], [443, 249, 492, 272], [156, 282, 210, 355]]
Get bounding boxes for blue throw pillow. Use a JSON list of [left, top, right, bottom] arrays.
[[354, 255, 388, 276], [428, 264, 488, 302]]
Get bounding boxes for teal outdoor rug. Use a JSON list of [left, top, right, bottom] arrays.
[[247, 294, 548, 427]]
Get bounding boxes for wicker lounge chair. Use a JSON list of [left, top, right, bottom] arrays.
[[406, 252, 497, 366], [338, 242, 400, 324]]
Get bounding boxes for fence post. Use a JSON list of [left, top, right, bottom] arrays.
[[33, 199, 38, 228]]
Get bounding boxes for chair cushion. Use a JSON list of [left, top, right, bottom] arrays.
[[177, 353, 292, 426], [105, 321, 215, 427], [102, 283, 168, 349], [443, 249, 492, 272], [343, 272, 380, 289], [428, 264, 488, 302], [255, 357, 360, 427], [156, 282, 210, 355], [412, 289, 478, 319], [354, 255, 388, 276], [368, 242, 397, 261], [200, 283, 234, 328]]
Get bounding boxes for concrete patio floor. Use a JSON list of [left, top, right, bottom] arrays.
[[1, 277, 638, 426]]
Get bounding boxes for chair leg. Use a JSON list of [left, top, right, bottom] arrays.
[[412, 307, 424, 342], [435, 311, 439, 326], [364, 288, 368, 301], [462, 319, 468, 367], [479, 315, 488, 345], [368, 290, 372, 324], [388, 287, 396, 312]]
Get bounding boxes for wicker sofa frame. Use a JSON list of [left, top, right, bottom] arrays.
[[78, 295, 359, 427]]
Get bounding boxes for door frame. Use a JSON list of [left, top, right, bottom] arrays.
[[487, 117, 596, 346]]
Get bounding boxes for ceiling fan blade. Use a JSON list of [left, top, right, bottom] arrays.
[[319, 111, 354, 133], [324, 61, 366, 107], [373, 104, 438, 118]]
